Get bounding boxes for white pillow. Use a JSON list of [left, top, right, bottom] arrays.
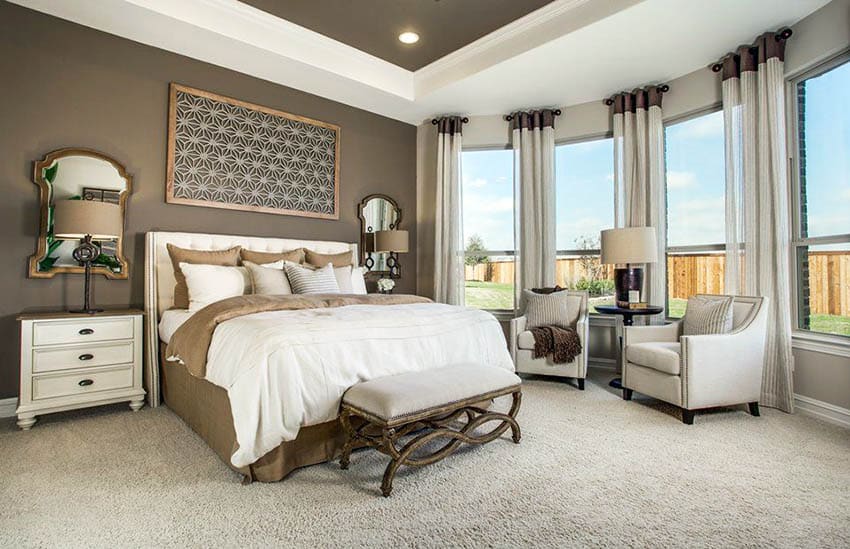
[[683, 295, 734, 335], [244, 260, 292, 295], [350, 266, 367, 295], [179, 262, 249, 312], [333, 264, 354, 293], [284, 262, 340, 294]]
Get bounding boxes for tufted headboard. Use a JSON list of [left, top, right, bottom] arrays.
[[143, 230, 358, 406]]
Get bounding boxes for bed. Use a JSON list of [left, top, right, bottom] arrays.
[[143, 231, 513, 482]]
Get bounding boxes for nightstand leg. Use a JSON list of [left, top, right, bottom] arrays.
[[129, 398, 144, 412], [17, 414, 37, 430]]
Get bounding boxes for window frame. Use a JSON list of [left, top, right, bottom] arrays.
[[786, 49, 850, 348], [460, 145, 516, 313], [662, 105, 726, 320]]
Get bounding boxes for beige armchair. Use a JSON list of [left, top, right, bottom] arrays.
[[621, 295, 768, 424], [509, 291, 589, 390]]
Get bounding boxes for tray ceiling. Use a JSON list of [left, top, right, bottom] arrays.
[[241, 0, 554, 70]]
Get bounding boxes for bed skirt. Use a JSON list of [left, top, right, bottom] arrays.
[[159, 344, 348, 482]]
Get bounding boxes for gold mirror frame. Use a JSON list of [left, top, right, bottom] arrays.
[[357, 193, 401, 276], [28, 148, 132, 280]]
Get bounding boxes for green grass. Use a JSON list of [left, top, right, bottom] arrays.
[[465, 281, 514, 310]]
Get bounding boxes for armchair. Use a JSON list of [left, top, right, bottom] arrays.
[[621, 295, 768, 424], [509, 291, 589, 390]]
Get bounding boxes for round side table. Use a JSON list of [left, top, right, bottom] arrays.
[[594, 305, 664, 389]]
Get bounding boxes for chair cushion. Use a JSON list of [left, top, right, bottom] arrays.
[[517, 330, 536, 350], [683, 295, 734, 336], [626, 342, 682, 375], [342, 364, 521, 424]]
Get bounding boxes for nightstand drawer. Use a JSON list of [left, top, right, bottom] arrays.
[[33, 317, 134, 346], [32, 341, 134, 374], [32, 365, 134, 401]]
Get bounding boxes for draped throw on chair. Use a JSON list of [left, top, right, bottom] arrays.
[[717, 30, 794, 412], [610, 87, 667, 314], [434, 116, 465, 306], [510, 109, 557, 308]]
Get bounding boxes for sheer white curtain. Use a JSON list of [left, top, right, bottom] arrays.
[[510, 110, 557, 307], [433, 116, 465, 306], [611, 87, 667, 313], [720, 32, 794, 412]]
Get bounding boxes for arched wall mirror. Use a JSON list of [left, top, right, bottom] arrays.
[[358, 194, 401, 275], [28, 148, 131, 279]]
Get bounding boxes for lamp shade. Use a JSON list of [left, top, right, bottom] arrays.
[[53, 200, 122, 240], [600, 227, 658, 265], [374, 230, 409, 253]]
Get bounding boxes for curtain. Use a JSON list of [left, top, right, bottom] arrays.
[[611, 87, 667, 314], [433, 116, 465, 306], [510, 109, 557, 308], [720, 31, 794, 412]]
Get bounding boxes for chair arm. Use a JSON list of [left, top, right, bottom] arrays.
[[624, 321, 682, 346], [509, 316, 527, 363]]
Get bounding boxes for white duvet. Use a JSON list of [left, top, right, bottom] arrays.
[[196, 302, 513, 467]]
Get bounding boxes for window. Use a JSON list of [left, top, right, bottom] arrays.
[[791, 56, 850, 338], [461, 148, 515, 310], [664, 110, 726, 318], [555, 137, 616, 313]]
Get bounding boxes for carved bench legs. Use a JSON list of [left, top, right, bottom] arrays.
[[340, 389, 522, 497]]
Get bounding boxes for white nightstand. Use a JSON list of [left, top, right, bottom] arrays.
[[16, 309, 146, 430]]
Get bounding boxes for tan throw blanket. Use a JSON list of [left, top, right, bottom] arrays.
[[166, 293, 432, 378], [530, 325, 582, 364]]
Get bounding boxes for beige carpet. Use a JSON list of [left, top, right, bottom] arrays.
[[1, 369, 848, 548]]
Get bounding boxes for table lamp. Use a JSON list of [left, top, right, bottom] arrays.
[[600, 227, 658, 307], [53, 200, 122, 314], [374, 229, 409, 279]]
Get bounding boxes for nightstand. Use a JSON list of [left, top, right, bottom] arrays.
[[16, 309, 146, 430]]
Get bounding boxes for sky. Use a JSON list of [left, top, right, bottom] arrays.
[[462, 59, 849, 253]]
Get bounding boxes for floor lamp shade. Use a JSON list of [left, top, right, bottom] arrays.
[[53, 200, 122, 240], [601, 227, 658, 307]]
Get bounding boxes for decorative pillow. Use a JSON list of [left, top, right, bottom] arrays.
[[333, 264, 354, 293], [167, 244, 241, 309], [179, 263, 249, 312], [284, 263, 340, 294], [523, 290, 573, 329], [682, 295, 734, 336], [244, 261, 292, 295], [305, 249, 353, 268], [241, 248, 304, 265], [350, 267, 368, 295]]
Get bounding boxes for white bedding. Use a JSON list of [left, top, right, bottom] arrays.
[[195, 302, 513, 468], [158, 309, 195, 344]]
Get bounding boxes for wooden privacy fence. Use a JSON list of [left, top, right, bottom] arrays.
[[465, 251, 849, 316]]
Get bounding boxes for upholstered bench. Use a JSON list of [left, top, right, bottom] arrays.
[[339, 364, 522, 497]]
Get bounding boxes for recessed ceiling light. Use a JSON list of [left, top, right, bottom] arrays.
[[398, 32, 419, 44]]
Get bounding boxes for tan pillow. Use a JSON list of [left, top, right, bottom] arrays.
[[167, 244, 241, 309], [241, 248, 304, 265], [305, 249, 353, 267]]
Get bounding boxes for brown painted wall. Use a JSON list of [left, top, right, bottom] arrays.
[[0, 3, 417, 398]]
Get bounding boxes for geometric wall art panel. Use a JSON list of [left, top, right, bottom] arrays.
[[166, 83, 340, 219]]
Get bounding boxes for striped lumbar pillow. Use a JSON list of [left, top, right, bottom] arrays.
[[284, 262, 340, 294], [682, 295, 734, 335]]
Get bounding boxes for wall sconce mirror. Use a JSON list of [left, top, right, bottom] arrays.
[[28, 148, 131, 279], [358, 194, 401, 276]]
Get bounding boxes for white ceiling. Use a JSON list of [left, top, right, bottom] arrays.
[[10, 0, 831, 125]]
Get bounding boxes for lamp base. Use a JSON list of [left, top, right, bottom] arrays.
[[614, 266, 643, 307], [68, 308, 104, 315]]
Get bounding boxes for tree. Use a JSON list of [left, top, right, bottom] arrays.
[[465, 234, 489, 266], [575, 234, 603, 282]]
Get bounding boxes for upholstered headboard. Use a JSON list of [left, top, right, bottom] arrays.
[[143, 230, 358, 407]]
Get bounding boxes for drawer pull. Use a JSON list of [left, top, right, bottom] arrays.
[[78, 328, 95, 335], [78, 353, 94, 361], [78, 379, 94, 387]]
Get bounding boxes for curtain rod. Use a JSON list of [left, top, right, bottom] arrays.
[[431, 117, 469, 125], [603, 84, 669, 106], [710, 27, 793, 73], [503, 108, 562, 122]]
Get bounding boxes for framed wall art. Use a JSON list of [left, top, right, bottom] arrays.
[[166, 83, 340, 219]]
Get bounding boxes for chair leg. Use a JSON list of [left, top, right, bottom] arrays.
[[576, 378, 585, 391], [748, 402, 760, 417], [681, 409, 695, 425], [622, 388, 633, 401]]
